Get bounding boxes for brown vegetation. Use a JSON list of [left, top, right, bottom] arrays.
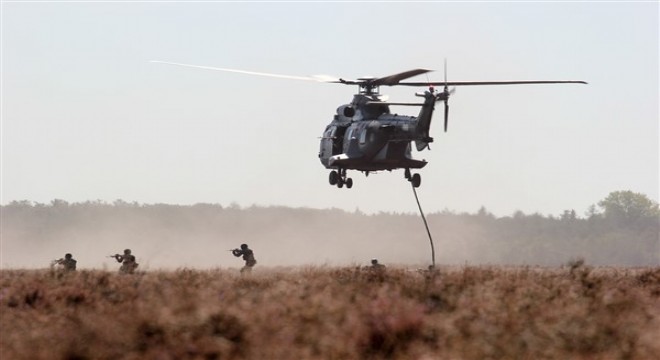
[[1, 265, 659, 359]]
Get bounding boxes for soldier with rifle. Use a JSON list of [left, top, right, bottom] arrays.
[[109, 249, 139, 274], [51, 253, 77, 272], [231, 244, 257, 274]]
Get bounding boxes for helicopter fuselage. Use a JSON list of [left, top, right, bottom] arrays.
[[319, 116, 427, 171], [319, 92, 435, 174]]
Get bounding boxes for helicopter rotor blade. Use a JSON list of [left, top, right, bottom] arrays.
[[443, 60, 449, 132], [337, 69, 434, 87], [372, 69, 433, 86], [311, 74, 342, 83], [150, 60, 337, 83], [398, 80, 588, 87], [444, 101, 449, 132], [151, 60, 588, 90]]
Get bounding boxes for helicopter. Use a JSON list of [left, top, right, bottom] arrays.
[[151, 61, 586, 189]]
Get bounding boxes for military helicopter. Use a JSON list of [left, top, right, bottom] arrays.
[[152, 61, 586, 189]]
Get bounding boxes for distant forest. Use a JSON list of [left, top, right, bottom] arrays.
[[1, 191, 658, 268]]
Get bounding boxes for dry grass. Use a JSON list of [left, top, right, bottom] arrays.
[[1, 265, 659, 359]]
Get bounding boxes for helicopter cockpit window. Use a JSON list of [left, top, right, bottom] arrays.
[[346, 127, 354, 140], [359, 128, 367, 145]]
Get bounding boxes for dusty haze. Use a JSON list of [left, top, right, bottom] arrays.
[[1, 200, 657, 270]]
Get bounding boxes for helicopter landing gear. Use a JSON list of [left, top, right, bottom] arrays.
[[405, 168, 422, 188], [410, 174, 421, 188], [329, 170, 339, 185], [345, 178, 353, 189], [329, 169, 352, 189]]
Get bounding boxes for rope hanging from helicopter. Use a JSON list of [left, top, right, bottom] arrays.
[[411, 183, 436, 268]]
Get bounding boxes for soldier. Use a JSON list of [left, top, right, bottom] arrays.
[[231, 244, 257, 273], [111, 248, 139, 274], [370, 258, 386, 270], [52, 253, 77, 271]]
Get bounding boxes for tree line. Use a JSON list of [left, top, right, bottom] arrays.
[[1, 191, 658, 268]]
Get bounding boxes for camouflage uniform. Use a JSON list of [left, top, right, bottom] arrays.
[[113, 249, 139, 274], [232, 244, 257, 273], [54, 253, 77, 271]]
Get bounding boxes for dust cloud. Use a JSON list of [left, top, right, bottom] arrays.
[[1, 201, 657, 269], [1, 204, 443, 270]]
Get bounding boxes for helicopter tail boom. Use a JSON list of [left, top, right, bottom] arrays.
[[414, 91, 441, 150]]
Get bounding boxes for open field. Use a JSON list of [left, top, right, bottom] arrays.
[[1, 265, 659, 359]]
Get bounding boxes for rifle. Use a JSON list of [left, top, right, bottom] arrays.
[[50, 258, 62, 267]]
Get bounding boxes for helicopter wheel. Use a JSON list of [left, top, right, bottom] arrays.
[[331, 169, 352, 189], [329, 170, 339, 185], [411, 173, 421, 188]]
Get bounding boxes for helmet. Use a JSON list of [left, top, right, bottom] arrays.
[[65, 253, 72, 259], [240, 244, 248, 250], [371, 258, 378, 265], [124, 249, 131, 255]]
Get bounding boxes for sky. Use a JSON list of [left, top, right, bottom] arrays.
[[1, 1, 658, 217]]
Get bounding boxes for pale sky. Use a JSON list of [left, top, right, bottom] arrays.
[[1, 1, 658, 217]]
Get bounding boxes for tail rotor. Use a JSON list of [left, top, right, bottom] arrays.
[[439, 59, 455, 132], [426, 59, 454, 132]]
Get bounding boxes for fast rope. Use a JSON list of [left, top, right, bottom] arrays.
[[412, 184, 435, 268]]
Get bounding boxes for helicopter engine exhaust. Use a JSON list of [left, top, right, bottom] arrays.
[[336, 105, 355, 118]]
